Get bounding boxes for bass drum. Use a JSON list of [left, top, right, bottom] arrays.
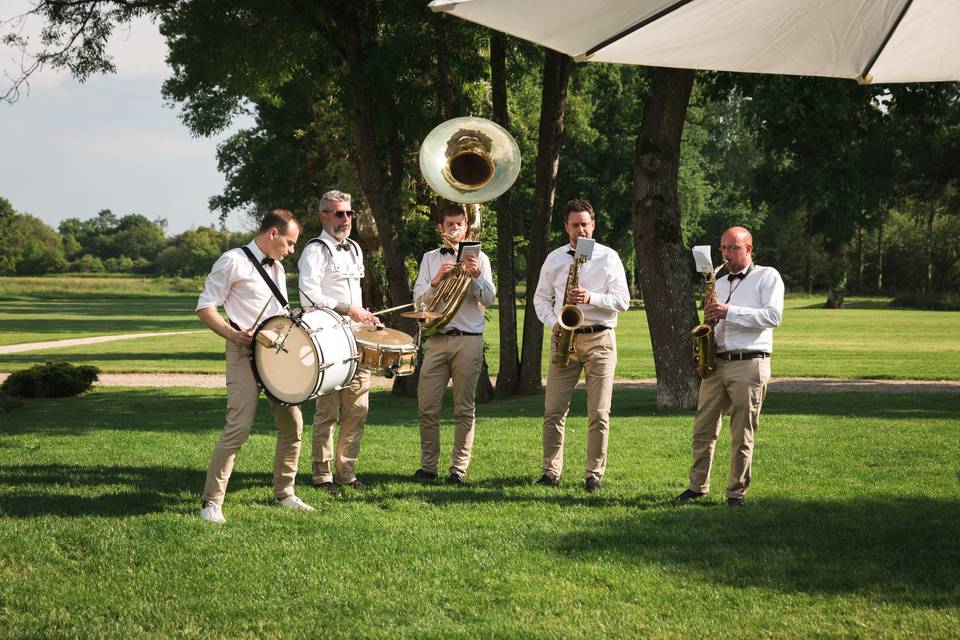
[[251, 308, 357, 405]]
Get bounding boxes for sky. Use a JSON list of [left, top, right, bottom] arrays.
[[0, 5, 253, 235]]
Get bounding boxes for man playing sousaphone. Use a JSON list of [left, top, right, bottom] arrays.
[[412, 202, 496, 485], [298, 190, 379, 496]]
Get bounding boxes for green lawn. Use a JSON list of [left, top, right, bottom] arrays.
[[2, 287, 959, 379], [1, 387, 958, 638]]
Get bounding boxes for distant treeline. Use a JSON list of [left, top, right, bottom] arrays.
[[0, 200, 254, 278]]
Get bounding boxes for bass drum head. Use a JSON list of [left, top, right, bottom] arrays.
[[301, 308, 357, 397], [252, 315, 320, 405]]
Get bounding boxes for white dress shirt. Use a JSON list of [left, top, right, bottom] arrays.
[[413, 247, 496, 334], [298, 231, 365, 310], [196, 240, 287, 330], [715, 262, 785, 353], [534, 242, 630, 329]]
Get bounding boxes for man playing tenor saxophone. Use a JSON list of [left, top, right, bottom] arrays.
[[533, 199, 630, 492], [412, 203, 496, 485], [675, 226, 784, 508]]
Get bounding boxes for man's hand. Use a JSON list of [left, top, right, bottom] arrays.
[[431, 262, 456, 287], [565, 286, 590, 305], [705, 301, 728, 323], [348, 305, 381, 325], [230, 328, 254, 348], [462, 255, 481, 278]]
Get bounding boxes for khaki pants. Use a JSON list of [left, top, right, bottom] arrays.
[[688, 357, 771, 499], [417, 334, 484, 477], [202, 340, 303, 506], [312, 368, 371, 484], [542, 330, 617, 481]]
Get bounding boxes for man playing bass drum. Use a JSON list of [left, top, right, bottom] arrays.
[[533, 198, 630, 493], [298, 190, 380, 496]]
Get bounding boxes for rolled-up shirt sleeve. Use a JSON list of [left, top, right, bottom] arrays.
[[726, 271, 784, 329], [196, 253, 234, 311]]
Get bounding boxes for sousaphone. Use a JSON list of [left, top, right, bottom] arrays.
[[417, 116, 521, 336]]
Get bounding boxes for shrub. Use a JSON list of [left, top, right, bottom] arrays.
[[891, 291, 960, 311], [0, 362, 100, 399], [0, 393, 24, 412]]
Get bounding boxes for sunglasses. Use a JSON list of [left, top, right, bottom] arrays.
[[324, 209, 355, 219]]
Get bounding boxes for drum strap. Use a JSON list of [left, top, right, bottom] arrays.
[[240, 247, 289, 308]]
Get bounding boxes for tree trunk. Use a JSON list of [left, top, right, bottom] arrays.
[[876, 221, 884, 291], [631, 67, 699, 411], [517, 49, 574, 395], [490, 32, 520, 396], [433, 15, 457, 119], [338, 9, 418, 396], [823, 243, 848, 309]]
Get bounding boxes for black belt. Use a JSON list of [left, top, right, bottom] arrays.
[[574, 325, 610, 334], [440, 329, 482, 337], [716, 351, 769, 361]]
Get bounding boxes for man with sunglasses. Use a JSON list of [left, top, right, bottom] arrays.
[[675, 226, 784, 508], [299, 190, 380, 496]]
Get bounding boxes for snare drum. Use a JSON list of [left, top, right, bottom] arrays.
[[251, 308, 358, 405], [351, 325, 417, 378]]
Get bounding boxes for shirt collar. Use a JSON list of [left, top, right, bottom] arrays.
[[729, 260, 753, 276], [247, 240, 268, 262]]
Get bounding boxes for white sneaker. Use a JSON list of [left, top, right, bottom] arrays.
[[276, 495, 315, 511], [200, 502, 226, 523]]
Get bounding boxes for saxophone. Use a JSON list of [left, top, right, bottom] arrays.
[[691, 262, 726, 378], [552, 253, 586, 366]]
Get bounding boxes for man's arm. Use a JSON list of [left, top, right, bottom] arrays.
[[197, 306, 252, 348], [533, 256, 559, 330]]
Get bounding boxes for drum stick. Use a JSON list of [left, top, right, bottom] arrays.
[[248, 299, 272, 332], [370, 302, 415, 315]]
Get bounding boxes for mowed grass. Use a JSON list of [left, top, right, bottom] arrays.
[[1, 387, 958, 638], [2, 283, 959, 379]]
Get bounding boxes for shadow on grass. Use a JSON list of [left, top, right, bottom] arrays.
[[550, 495, 960, 607], [0, 464, 272, 517], [4, 388, 959, 437]]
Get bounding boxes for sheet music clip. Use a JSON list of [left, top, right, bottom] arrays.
[[574, 237, 595, 260], [692, 245, 713, 275]]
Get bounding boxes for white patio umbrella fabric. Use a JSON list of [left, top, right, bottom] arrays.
[[428, 0, 960, 84]]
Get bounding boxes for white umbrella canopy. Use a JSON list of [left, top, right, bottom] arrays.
[[428, 0, 960, 84]]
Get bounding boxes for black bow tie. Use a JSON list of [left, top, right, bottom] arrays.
[[727, 272, 745, 281], [260, 257, 275, 266], [567, 249, 576, 256], [439, 247, 455, 255], [336, 243, 350, 251]]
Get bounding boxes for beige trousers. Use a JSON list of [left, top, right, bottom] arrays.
[[688, 357, 771, 499], [202, 340, 303, 506], [542, 329, 617, 481], [417, 334, 484, 477], [312, 368, 371, 484]]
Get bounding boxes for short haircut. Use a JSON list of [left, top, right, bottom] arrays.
[[259, 209, 300, 234], [438, 202, 466, 224], [563, 198, 595, 222], [319, 190, 352, 212]]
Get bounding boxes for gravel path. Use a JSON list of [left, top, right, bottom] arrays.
[[0, 331, 204, 354]]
